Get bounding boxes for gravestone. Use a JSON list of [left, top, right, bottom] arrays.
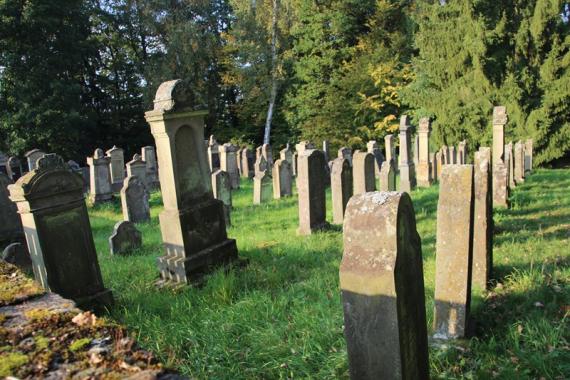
[[126, 153, 148, 188], [9, 154, 113, 308], [340, 191, 429, 380], [514, 141, 525, 184], [87, 148, 113, 204], [236, 148, 243, 176], [367, 140, 385, 177], [0, 151, 6, 175], [272, 159, 293, 199], [67, 160, 81, 173], [430, 153, 438, 183], [220, 143, 240, 189], [2, 242, 32, 272], [441, 145, 449, 165], [142, 146, 160, 188], [449, 146, 457, 165], [105, 145, 125, 191], [120, 176, 150, 223], [524, 139, 533, 174], [212, 169, 232, 227], [109, 221, 142, 255], [0, 173, 23, 245], [323, 140, 330, 162], [254, 154, 268, 175], [379, 160, 396, 191], [417, 117, 432, 187], [458, 140, 468, 164], [505, 142, 515, 189], [413, 134, 420, 166], [434, 165, 474, 339], [492, 106, 507, 167], [292, 152, 298, 177], [352, 151, 375, 195], [25, 149, 45, 171], [331, 157, 352, 225], [7, 157, 23, 181], [337, 147, 353, 166], [384, 134, 395, 165], [398, 115, 417, 192], [297, 149, 327, 235], [280, 144, 293, 167], [435, 150, 443, 181], [241, 148, 254, 179], [473, 148, 492, 289], [208, 136, 220, 172], [145, 79, 237, 284], [295, 141, 315, 156], [253, 169, 272, 204], [262, 143, 273, 166], [492, 161, 509, 208], [256, 146, 262, 162]]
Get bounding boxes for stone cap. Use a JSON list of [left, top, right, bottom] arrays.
[[493, 106, 507, 125]]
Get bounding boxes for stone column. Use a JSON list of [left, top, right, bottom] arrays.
[[417, 117, 432, 187], [379, 160, 396, 191], [398, 115, 416, 192], [9, 154, 113, 308], [145, 80, 238, 284], [105, 146, 125, 191], [142, 146, 160, 188], [514, 141, 525, 184], [434, 165, 474, 339], [492, 106, 507, 167], [88, 148, 113, 204], [121, 176, 150, 224], [126, 153, 148, 188], [24, 149, 45, 172], [352, 151, 375, 195], [524, 139, 533, 174], [341, 191, 429, 379], [212, 169, 232, 227], [297, 149, 327, 235], [331, 157, 352, 224], [367, 140, 385, 177], [473, 148, 492, 289], [272, 159, 293, 199], [220, 143, 240, 189]]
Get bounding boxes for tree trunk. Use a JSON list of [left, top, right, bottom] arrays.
[[263, 0, 279, 145]]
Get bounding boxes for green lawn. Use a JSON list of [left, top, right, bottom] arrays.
[[90, 169, 570, 379]]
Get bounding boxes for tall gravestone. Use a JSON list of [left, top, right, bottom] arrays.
[[352, 151, 375, 195], [88, 148, 113, 204], [7, 157, 23, 181], [292, 152, 298, 177], [384, 134, 395, 167], [399, 115, 416, 193], [492, 107, 509, 208], [207, 136, 220, 172], [473, 149, 492, 289], [145, 79, 238, 284], [106, 146, 125, 191], [253, 169, 272, 204], [514, 141, 525, 184], [379, 160, 396, 191], [0, 151, 6, 175], [434, 165, 474, 339], [121, 176, 150, 223], [126, 153, 148, 188], [280, 144, 293, 167], [505, 142, 515, 189], [331, 157, 352, 225], [9, 154, 113, 308], [212, 169, 232, 227], [142, 146, 160, 188], [220, 143, 240, 189], [297, 150, 327, 235], [524, 139, 533, 174], [340, 191, 429, 379], [441, 145, 449, 165], [367, 140, 385, 177], [417, 117, 432, 187], [272, 159, 293, 199], [296, 141, 315, 155], [25, 149, 45, 172], [449, 146, 457, 165], [0, 173, 23, 245], [254, 154, 268, 175], [435, 150, 443, 180], [492, 106, 506, 167]]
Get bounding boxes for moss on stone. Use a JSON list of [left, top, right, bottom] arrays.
[[69, 338, 91, 352], [0, 352, 29, 377]]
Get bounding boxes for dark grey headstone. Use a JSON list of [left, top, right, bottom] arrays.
[[109, 221, 142, 255]]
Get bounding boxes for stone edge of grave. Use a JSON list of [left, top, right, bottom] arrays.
[[0, 261, 187, 379]]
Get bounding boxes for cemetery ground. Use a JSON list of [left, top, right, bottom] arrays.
[[88, 169, 570, 379]]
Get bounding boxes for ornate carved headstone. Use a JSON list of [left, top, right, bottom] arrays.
[[341, 191, 429, 379], [145, 80, 238, 284], [272, 159, 293, 199], [331, 157, 352, 225], [126, 153, 148, 188], [0, 173, 23, 245], [87, 148, 113, 205], [352, 151, 375, 195], [417, 117, 432, 187], [9, 154, 113, 308], [297, 150, 327, 235], [142, 146, 160, 188], [473, 148, 492, 289], [120, 176, 150, 224], [25, 149, 45, 171], [106, 146, 125, 190], [220, 143, 240, 189], [212, 169, 232, 227], [398, 115, 416, 192], [109, 221, 142, 255]]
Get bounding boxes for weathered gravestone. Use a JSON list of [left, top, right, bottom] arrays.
[[220, 143, 240, 189], [297, 150, 327, 235], [126, 154, 148, 188], [280, 144, 293, 167], [236, 148, 243, 176], [7, 157, 23, 181], [430, 153, 438, 183], [473, 148, 493, 289], [105, 146, 125, 191], [441, 145, 450, 165], [109, 221, 142, 255], [398, 115, 417, 193], [352, 151, 375, 195], [323, 140, 330, 162], [2, 242, 32, 272], [331, 157, 352, 225], [514, 141, 525, 184], [0, 151, 6, 175], [212, 169, 232, 227], [208, 136, 220, 172], [272, 159, 293, 199], [337, 147, 353, 167], [367, 140, 385, 177], [145, 79, 238, 284], [262, 143, 274, 166], [253, 169, 272, 205], [379, 160, 396, 191], [449, 146, 457, 165], [524, 139, 533, 174], [413, 134, 420, 166], [492, 106, 507, 167], [417, 117, 432, 187], [493, 161, 509, 208], [434, 165, 474, 339], [120, 176, 150, 224], [8, 154, 113, 308], [292, 152, 298, 177], [458, 140, 468, 164], [142, 146, 160, 188], [435, 150, 443, 181], [340, 191, 429, 380], [505, 142, 515, 189], [384, 134, 396, 166], [254, 154, 269, 176], [88, 148, 113, 204], [241, 148, 254, 179], [0, 173, 23, 245], [25, 149, 45, 171]]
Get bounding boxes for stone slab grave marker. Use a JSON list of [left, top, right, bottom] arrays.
[[340, 191, 429, 380], [236, 148, 243, 177], [2, 242, 32, 272], [441, 145, 449, 165], [417, 117, 432, 187], [0, 150, 6, 175], [297, 149, 327, 235], [492, 106, 507, 167], [505, 142, 515, 189], [493, 160, 509, 208], [435, 150, 443, 180], [121, 176, 150, 223], [331, 157, 352, 225], [253, 168, 272, 204], [384, 134, 396, 169], [280, 144, 293, 166], [524, 139, 533, 174], [367, 140, 385, 177], [458, 140, 468, 164], [514, 141, 525, 184], [142, 146, 160, 189], [7, 156, 23, 181], [323, 140, 330, 162], [9, 154, 113, 308], [352, 151, 375, 195], [212, 169, 232, 227], [449, 146, 457, 164], [262, 143, 274, 166], [208, 135, 220, 172], [398, 115, 417, 192], [413, 133, 420, 166], [337, 147, 353, 166], [126, 153, 148, 188], [88, 148, 113, 205], [434, 164, 474, 339], [145, 79, 238, 284], [241, 148, 254, 179], [25, 149, 45, 171], [220, 143, 240, 189], [379, 159, 396, 191], [254, 154, 269, 176], [109, 221, 142, 255], [473, 148, 493, 289], [430, 152, 438, 183], [0, 173, 23, 245], [106, 145, 125, 191], [272, 159, 293, 199]]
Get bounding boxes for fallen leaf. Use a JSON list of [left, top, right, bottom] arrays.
[[72, 311, 97, 327]]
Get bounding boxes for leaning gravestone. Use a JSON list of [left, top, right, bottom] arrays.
[[297, 150, 327, 235], [272, 159, 293, 199], [331, 157, 352, 225], [212, 169, 232, 227], [120, 176, 150, 223], [352, 151, 375, 195], [0, 173, 23, 245], [8, 154, 113, 308], [88, 148, 113, 205], [399, 115, 417, 192], [145, 79, 238, 284], [434, 165, 474, 339], [109, 221, 142, 255], [379, 160, 396, 191], [2, 242, 32, 272], [25, 149, 45, 171], [253, 169, 272, 204], [340, 191, 429, 379], [105, 146, 125, 191], [473, 148, 492, 289]]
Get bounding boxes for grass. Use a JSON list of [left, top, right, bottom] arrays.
[[90, 169, 570, 379]]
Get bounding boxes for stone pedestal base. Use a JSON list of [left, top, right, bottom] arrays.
[[417, 162, 432, 187]]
